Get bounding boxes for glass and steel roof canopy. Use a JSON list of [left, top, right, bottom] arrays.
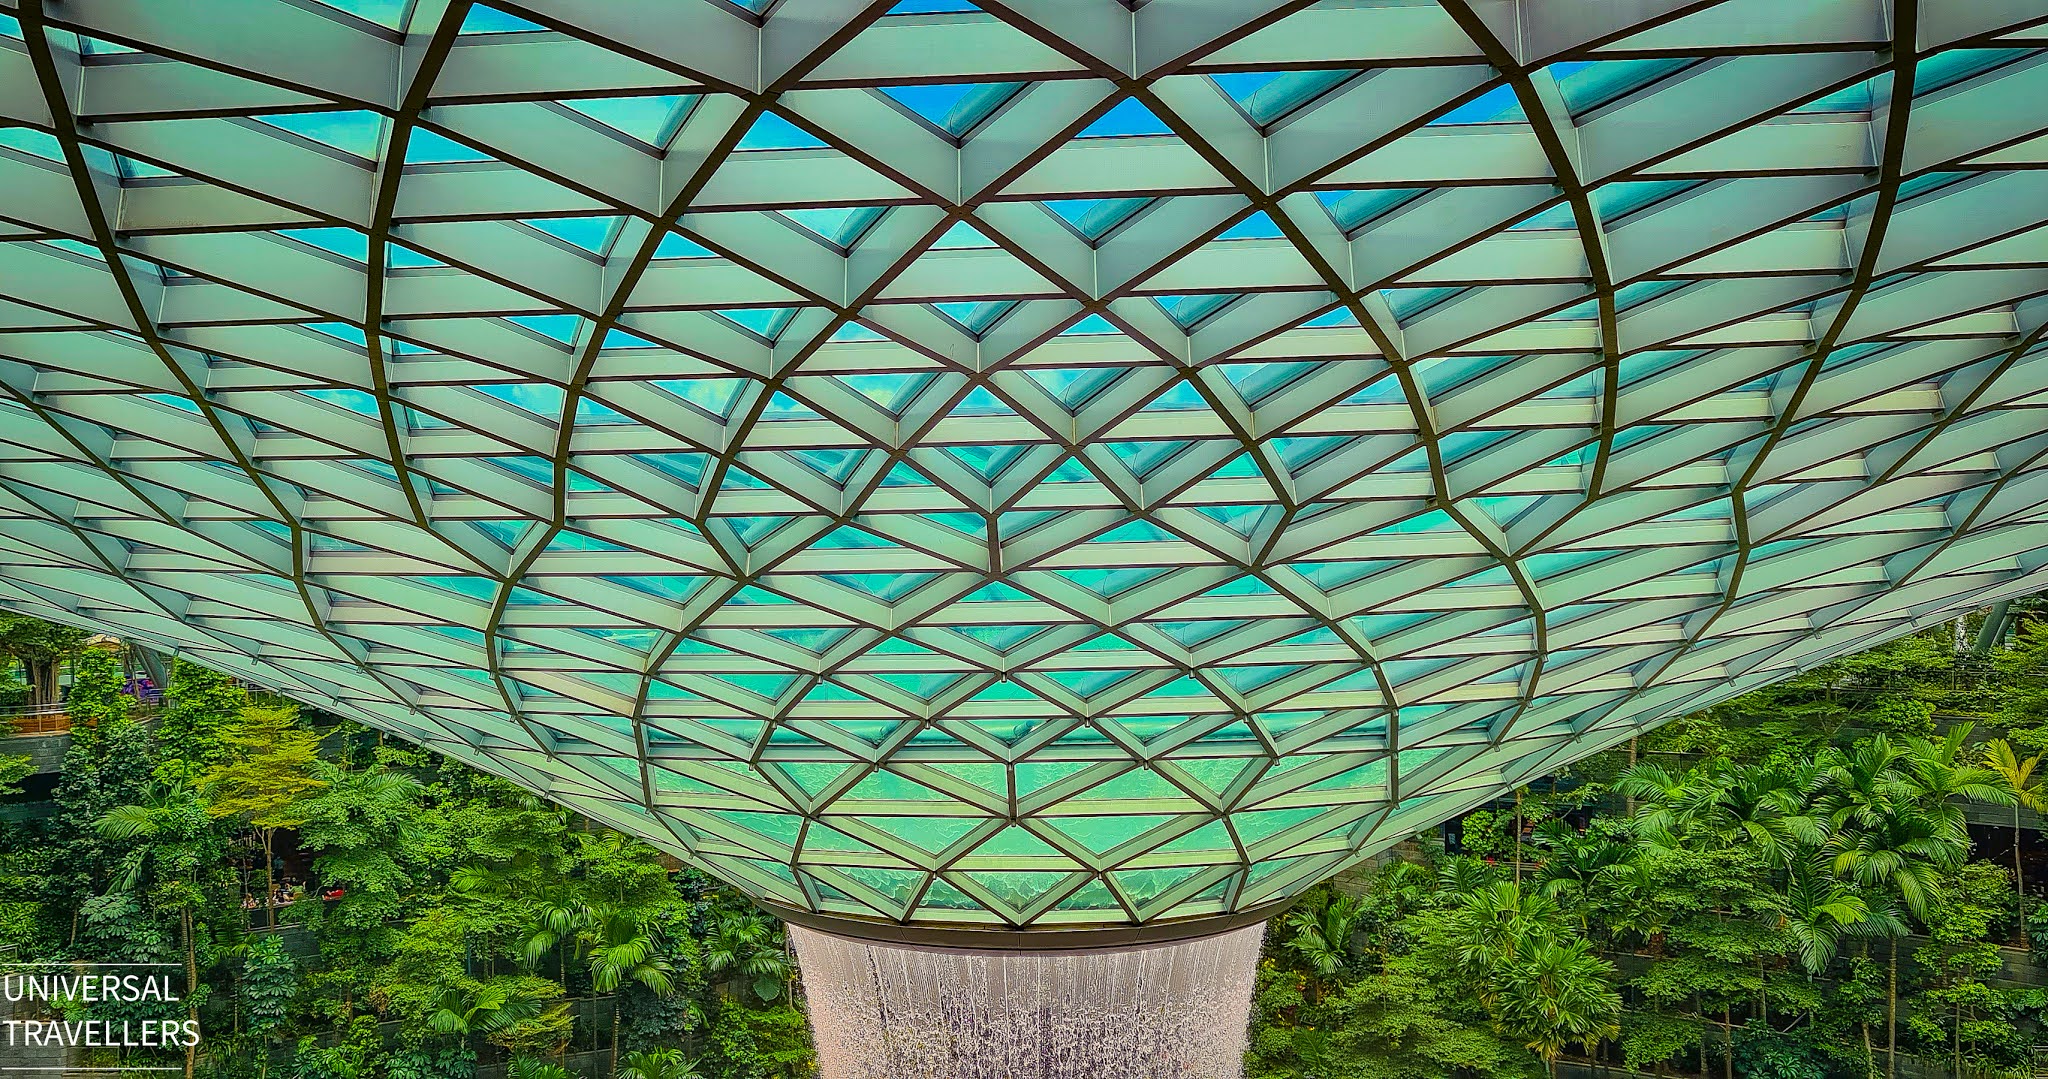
[[2, 0, 2046, 932]]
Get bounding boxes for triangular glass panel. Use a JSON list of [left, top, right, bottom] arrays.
[[930, 762, 1007, 797], [388, 242, 445, 268], [460, 5, 547, 32], [1316, 188, 1426, 232], [834, 372, 932, 415], [1079, 98, 1171, 138], [1152, 293, 1236, 329], [1103, 439, 1190, 478], [279, 228, 369, 263], [931, 300, 1016, 336], [822, 572, 934, 603], [562, 95, 691, 145], [1209, 69, 1357, 126], [878, 82, 1023, 138], [654, 232, 715, 258], [886, 815, 987, 856], [1054, 566, 1170, 599], [1194, 503, 1277, 538], [955, 623, 1049, 652], [525, 215, 618, 253], [838, 866, 924, 906], [737, 112, 825, 150], [764, 627, 853, 653], [962, 871, 1073, 911], [1022, 367, 1121, 410], [727, 516, 793, 547], [406, 128, 490, 164], [918, 877, 985, 910], [255, 111, 382, 159], [786, 447, 870, 485], [1219, 212, 1283, 239], [715, 308, 796, 341], [1111, 866, 1205, 905], [1041, 198, 1151, 241], [779, 207, 886, 249], [1047, 815, 1171, 856], [1055, 877, 1120, 911], [934, 220, 996, 248], [942, 442, 1027, 482], [507, 314, 580, 342]]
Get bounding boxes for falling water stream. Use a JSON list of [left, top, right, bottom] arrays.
[[792, 922, 1264, 1079]]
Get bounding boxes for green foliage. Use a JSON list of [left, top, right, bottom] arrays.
[[156, 660, 249, 778], [620, 1047, 703, 1079], [505, 1058, 570, 1079], [240, 934, 297, 1038], [0, 612, 88, 707], [200, 704, 326, 830]]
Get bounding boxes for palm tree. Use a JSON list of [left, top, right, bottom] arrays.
[[1981, 737, 2044, 936], [1902, 724, 2014, 839], [426, 979, 542, 1039], [585, 907, 676, 1077], [618, 1048, 700, 1079], [703, 910, 792, 1002], [1815, 736, 1913, 832], [1532, 821, 1635, 928], [1616, 761, 1735, 849], [1280, 890, 1369, 997], [507, 1059, 573, 1079], [97, 781, 214, 1079], [1443, 881, 1565, 997], [1832, 799, 1963, 1079], [1488, 935, 1622, 1079], [1779, 857, 1869, 974]]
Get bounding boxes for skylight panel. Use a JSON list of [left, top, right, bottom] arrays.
[[738, 112, 826, 150], [562, 95, 692, 145], [1078, 98, 1172, 138], [878, 82, 1022, 138], [255, 111, 383, 159], [460, 5, 548, 33], [524, 216, 620, 253], [405, 128, 491, 164]]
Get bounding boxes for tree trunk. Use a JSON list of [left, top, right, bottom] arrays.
[[1887, 936, 1899, 1079], [1514, 787, 1524, 886], [2017, 804, 2029, 948], [610, 997, 621, 1077], [261, 828, 276, 930], [1953, 999, 1962, 1078], [25, 657, 59, 711], [1626, 737, 1639, 815], [184, 907, 197, 1079], [1724, 1005, 1734, 1079]]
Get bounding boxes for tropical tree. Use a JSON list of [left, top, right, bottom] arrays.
[[507, 1059, 573, 1079], [1779, 856, 1869, 974], [702, 911, 791, 1003], [587, 906, 676, 1077], [1532, 820, 1635, 929], [0, 611, 88, 709], [96, 780, 223, 1079], [618, 1047, 700, 1079], [425, 978, 543, 1039], [1279, 888, 1369, 995], [1438, 881, 1566, 997], [153, 659, 249, 777], [1979, 737, 2045, 933], [199, 702, 327, 923], [1488, 935, 1622, 1079]]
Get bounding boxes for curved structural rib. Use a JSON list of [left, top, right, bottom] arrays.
[[0, 0, 2045, 954]]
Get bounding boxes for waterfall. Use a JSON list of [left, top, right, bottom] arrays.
[[792, 922, 1264, 1079]]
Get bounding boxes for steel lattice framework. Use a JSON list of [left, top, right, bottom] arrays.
[[2, 0, 2048, 933]]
